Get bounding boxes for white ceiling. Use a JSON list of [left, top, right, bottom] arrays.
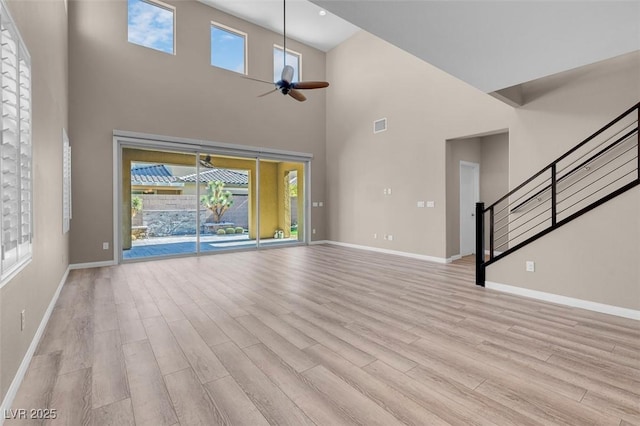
[[310, 0, 640, 93], [199, 0, 640, 93], [198, 0, 360, 52]]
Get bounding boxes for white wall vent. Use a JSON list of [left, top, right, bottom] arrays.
[[373, 118, 387, 134]]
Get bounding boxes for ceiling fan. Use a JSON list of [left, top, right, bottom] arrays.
[[251, 0, 330, 102]]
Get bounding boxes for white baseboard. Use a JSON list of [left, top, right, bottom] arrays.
[[448, 254, 462, 262], [309, 240, 330, 246], [319, 240, 449, 264], [485, 281, 640, 321], [69, 260, 116, 270], [0, 267, 70, 423]]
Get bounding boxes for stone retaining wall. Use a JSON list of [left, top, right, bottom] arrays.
[[130, 193, 298, 236]]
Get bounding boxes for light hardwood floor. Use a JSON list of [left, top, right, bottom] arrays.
[[6, 245, 640, 425]]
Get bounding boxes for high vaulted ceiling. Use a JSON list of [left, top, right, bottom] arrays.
[[200, 1, 640, 94], [310, 0, 640, 93]]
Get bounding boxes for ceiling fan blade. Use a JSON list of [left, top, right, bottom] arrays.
[[292, 81, 330, 90], [288, 89, 306, 102], [244, 76, 276, 85], [258, 88, 278, 97], [281, 65, 294, 84]]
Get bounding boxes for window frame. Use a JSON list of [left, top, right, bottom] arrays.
[[127, 0, 176, 55], [0, 0, 33, 287], [273, 44, 302, 82], [210, 21, 248, 75]]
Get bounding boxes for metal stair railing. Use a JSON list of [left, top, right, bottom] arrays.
[[476, 102, 639, 286]]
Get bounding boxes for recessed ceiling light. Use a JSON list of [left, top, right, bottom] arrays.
[[319, 10, 327, 16]]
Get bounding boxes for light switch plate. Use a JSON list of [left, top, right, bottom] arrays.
[[312, 202, 318, 207], [426, 201, 435, 208], [417, 201, 425, 208]]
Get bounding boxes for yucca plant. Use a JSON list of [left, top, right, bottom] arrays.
[[131, 196, 143, 218], [201, 180, 234, 223]]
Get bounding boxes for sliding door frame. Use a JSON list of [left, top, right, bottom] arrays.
[[113, 130, 312, 263]]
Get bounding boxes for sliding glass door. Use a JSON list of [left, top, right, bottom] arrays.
[[197, 153, 257, 253], [119, 142, 308, 262], [257, 159, 305, 247], [122, 147, 198, 260]]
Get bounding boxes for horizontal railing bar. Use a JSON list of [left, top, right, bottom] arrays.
[[510, 127, 637, 213], [557, 162, 637, 215], [495, 216, 552, 251], [487, 175, 552, 215], [557, 127, 637, 182], [554, 104, 639, 168], [494, 204, 552, 242], [485, 167, 552, 211], [492, 217, 512, 234], [493, 212, 510, 224], [484, 177, 640, 269], [483, 179, 640, 267], [493, 202, 510, 217], [485, 103, 638, 211], [556, 143, 638, 199], [555, 121, 636, 174]]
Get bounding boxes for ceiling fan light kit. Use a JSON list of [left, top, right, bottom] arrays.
[[250, 0, 330, 102]]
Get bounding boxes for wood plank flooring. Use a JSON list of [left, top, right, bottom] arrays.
[[7, 245, 640, 425]]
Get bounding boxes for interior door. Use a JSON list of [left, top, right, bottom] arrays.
[[460, 162, 479, 256]]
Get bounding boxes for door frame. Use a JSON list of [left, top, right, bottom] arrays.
[[112, 130, 312, 264], [459, 161, 480, 256]]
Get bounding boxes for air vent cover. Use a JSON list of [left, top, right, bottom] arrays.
[[373, 118, 387, 134]]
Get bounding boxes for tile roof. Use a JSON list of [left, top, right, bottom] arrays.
[[131, 164, 177, 185], [131, 165, 249, 186], [178, 169, 249, 186]]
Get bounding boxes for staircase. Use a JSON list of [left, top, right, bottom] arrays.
[[476, 102, 639, 285]]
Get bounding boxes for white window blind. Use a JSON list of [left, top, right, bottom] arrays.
[[1, 1, 31, 283]]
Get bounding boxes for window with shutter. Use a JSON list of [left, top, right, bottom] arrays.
[[0, 1, 32, 284]]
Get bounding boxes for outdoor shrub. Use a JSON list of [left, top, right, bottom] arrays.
[[216, 229, 226, 235], [235, 227, 244, 234], [225, 227, 236, 234]]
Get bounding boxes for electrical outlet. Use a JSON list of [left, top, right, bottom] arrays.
[[417, 201, 425, 208], [387, 188, 392, 195], [319, 201, 324, 207], [388, 235, 393, 241], [312, 228, 316, 234], [526, 261, 535, 272], [373, 233, 377, 239], [312, 202, 318, 207], [20, 310, 25, 331], [102, 242, 109, 250]]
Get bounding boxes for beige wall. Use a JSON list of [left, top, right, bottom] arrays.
[[325, 31, 512, 258], [68, 0, 327, 264], [445, 137, 481, 258], [326, 32, 638, 310], [444, 133, 509, 258], [487, 190, 639, 310], [480, 133, 509, 253], [487, 51, 640, 310], [480, 133, 509, 208], [0, 0, 69, 401]]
